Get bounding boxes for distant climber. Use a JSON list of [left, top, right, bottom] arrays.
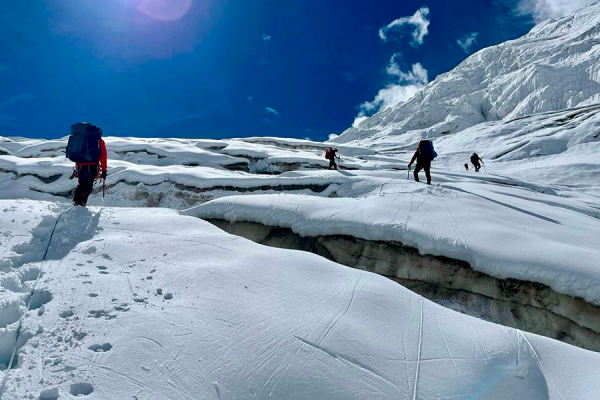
[[408, 140, 437, 185], [325, 146, 340, 170], [66, 122, 107, 206], [464, 163, 469, 171], [470, 152, 484, 172]]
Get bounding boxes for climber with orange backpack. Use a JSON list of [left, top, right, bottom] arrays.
[[66, 122, 107, 206], [324, 146, 340, 170]]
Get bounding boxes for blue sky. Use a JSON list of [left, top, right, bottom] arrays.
[[0, 0, 566, 141]]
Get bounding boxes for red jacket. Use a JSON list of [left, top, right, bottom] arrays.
[[76, 138, 107, 172], [408, 145, 420, 166]]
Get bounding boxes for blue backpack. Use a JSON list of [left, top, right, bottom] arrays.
[[66, 122, 102, 163], [418, 140, 438, 161]]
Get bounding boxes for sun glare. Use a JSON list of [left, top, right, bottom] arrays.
[[136, 0, 193, 21]]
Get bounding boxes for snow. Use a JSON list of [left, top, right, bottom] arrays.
[[1, 199, 599, 399], [1, 3, 600, 395], [189, 169, 600, 306], [333, 2, 600, 149], [2, 130, 600, 307]]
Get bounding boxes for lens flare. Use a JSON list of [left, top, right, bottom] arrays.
[[137, 0, 193, 21]]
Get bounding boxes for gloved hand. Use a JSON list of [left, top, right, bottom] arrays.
[[101, 171, 107, 180]]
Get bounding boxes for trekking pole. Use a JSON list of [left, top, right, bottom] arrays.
[[103, 178, 106, 198], [482, 162, 487, 173], [407, 166, 411, 180]]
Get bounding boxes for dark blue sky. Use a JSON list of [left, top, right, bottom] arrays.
[[0, 0, 533, 141]]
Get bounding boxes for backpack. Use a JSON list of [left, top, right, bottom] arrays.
[[66, 122, 102, 163], [418, 140, 437, 161], [325, 147, 331, 159], [470, 153, 479, 163]]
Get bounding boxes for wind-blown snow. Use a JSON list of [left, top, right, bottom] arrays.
[[1, 200, 598, 399]]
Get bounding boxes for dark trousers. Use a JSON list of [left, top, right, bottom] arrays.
[[73, 165, 98, 206], [328, 158, 338, 170], [414, 160, 431, 184], [473, 162, 481, 172]]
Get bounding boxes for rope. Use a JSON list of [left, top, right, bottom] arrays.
[[0, 208, 67, 398]]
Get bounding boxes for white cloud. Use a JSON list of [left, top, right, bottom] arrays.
[[385, 54, 428, 83], [379, 7, 430, 47], [265, 107, 278, 115], [516, 0, 595, 23], [328, 133, 340, 140], [352, 56, 428, 128], [457, 32, 479, 54]]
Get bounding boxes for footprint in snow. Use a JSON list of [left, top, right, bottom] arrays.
[[114, 304, 130, 312], [59, 309, 75, 318], [69, 382, 94, 396], [88, 310, 116, 319], [88, 343, 112, 352], [39, 387, 60, 400]]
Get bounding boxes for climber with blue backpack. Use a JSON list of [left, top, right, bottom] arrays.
[[66, 122, 107, 206], [407, 139, 437, 185]]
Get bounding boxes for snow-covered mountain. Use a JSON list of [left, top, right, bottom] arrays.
[[333, 1, 600, 148], [2, 4, 600, 397]]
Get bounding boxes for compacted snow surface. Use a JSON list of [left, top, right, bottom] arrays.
[[1, 132, 600, 398], [2, 3, 600, 398], [1, 200, 599, 399]]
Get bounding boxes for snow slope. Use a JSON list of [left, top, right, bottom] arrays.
[[189, 168, 600, 306], [431, 105, 600, 196], [1, 199, 599, 399], [333, 2, 600, 148], [2, 134, 600, 306]]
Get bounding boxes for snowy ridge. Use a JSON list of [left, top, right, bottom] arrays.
[[334, 1, 600, 148], [0, 200, 598, 399]]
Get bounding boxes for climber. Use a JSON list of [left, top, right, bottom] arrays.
[[66, 122, 107, 206], [470, 153, 484, 172], [325, 146, 340, 170], [408, 140, 437, 185]]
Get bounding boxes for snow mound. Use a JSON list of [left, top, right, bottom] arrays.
[[189, 170, 600, 306], [0, 200, 598, 399]]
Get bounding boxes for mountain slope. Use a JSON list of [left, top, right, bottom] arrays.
[[333, 1, 600, 148]]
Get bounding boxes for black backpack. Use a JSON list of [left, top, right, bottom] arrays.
[[418, 140, 437, 161], [66, 122, 102, 163]]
